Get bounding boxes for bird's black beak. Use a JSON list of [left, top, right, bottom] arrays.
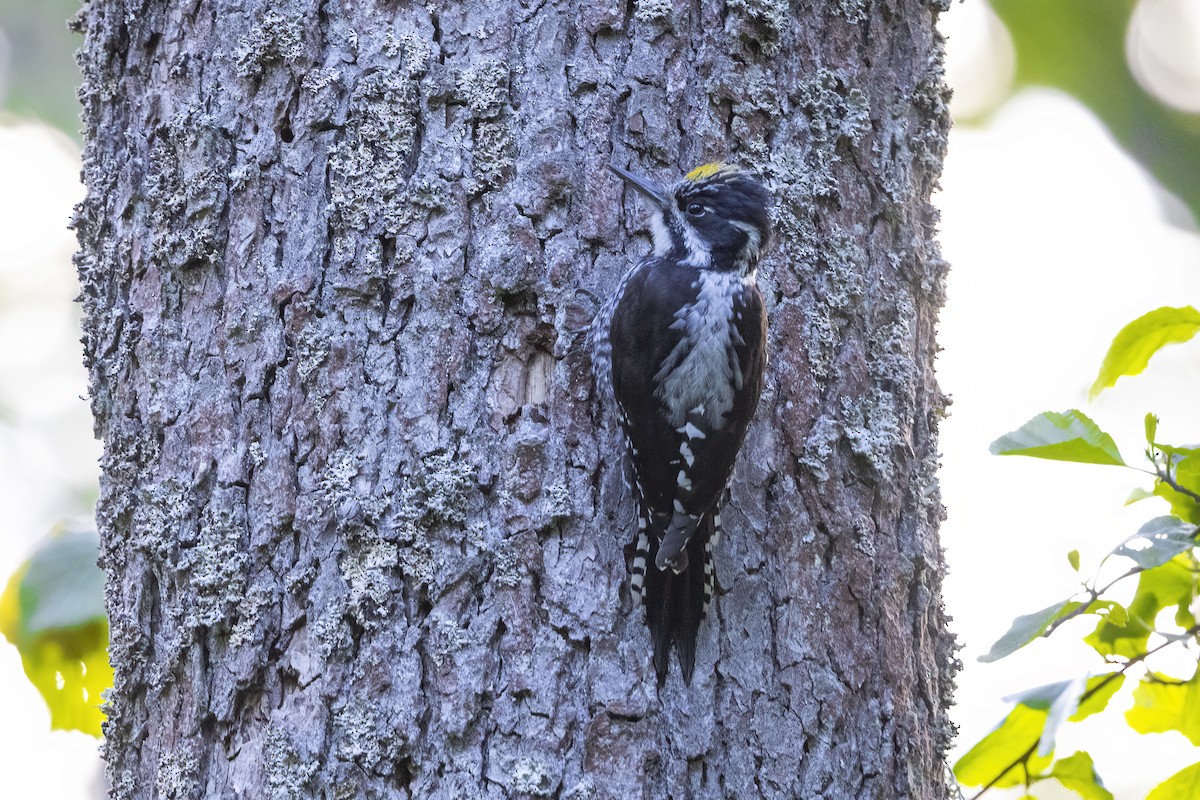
[[607, 164, 671, 210]]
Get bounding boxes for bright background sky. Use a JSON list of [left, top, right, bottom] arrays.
[[1, 2, 1199, 798]]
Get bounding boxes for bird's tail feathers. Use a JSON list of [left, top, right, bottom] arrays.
[[636, 510, 717, 685]]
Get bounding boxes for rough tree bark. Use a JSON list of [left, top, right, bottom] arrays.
[[74, 0, 956, 798]]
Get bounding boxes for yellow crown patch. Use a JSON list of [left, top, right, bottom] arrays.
[[685, 162, 726, 182]]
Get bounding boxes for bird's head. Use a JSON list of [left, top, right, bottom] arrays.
[[608, 162, 772, 274]]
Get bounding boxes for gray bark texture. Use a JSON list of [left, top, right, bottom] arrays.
[[74, 0, 956, 798]]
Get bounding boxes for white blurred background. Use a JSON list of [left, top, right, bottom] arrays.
[[940, 2, 1200, 798]]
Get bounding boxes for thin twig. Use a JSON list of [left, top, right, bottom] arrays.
[[1157, 466, 1200, 504], [1041, 566, 1142, 639]]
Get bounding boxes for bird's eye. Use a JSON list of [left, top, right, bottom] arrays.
[[686, 203, 706, 217]]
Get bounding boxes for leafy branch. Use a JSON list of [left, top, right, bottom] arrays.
[[1156, 464, 1200, 505], [965, 622, 1200, 800], [956, 306, 1200, 800]]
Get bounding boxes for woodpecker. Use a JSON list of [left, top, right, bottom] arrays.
[[589, 162, 771, 684]]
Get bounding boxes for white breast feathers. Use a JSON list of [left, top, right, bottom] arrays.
[[652, 270, 749, 429]]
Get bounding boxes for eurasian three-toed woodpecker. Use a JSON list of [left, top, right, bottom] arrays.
[[589, 162, 771, 684]]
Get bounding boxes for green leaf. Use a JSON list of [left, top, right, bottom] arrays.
[[1127, 669, 1200, 745], [1147, 413, 1160, 444], [1051, 752, 1113, 800], [1006, 674, 1124, 757], [1038, 676, 1085, 756], [1087, 600, 1128, 628], [1155, 444, 1200, 458], [1155, 482, 1199, 524], [1176, 458, 1200, 496], [1090, 307, 1200, 399], [0, 530, 110, 738], [1147, 761, 1200, 800], [1006, 677, 1079, 711], [1085, 556, 1198, 659], [1112, 517, 1198, 570], [1126, 487, 1156, 506], [1072, 674, 1125, 722], [1067, 549, 1080, 571], [17, 531, 107, 635], [954, 703, 1052, 788], [980, 599, 1082, 663], [991, 410, 1125, 466]]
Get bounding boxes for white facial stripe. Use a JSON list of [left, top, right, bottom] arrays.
[[649, 210, 671, 257], [679, 214, 712, 267]]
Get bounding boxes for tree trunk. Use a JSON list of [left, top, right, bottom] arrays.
[[74, 0, 956, 798]]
